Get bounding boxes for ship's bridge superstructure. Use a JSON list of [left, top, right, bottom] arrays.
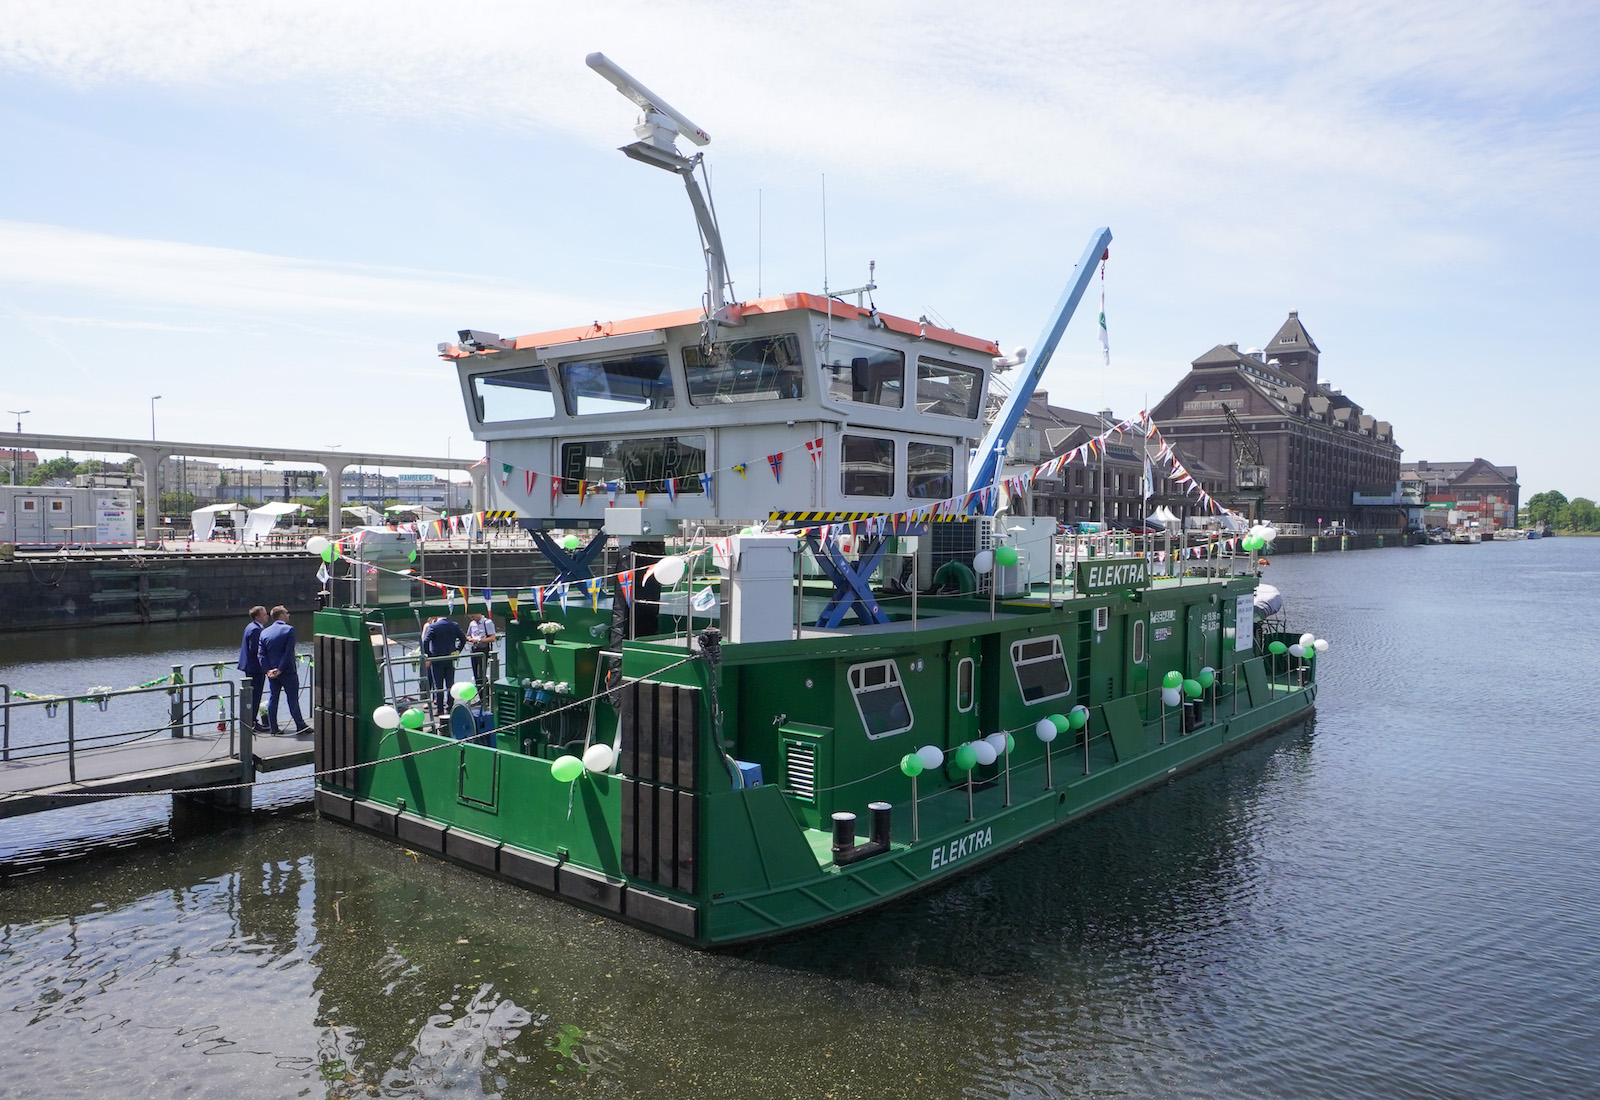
[[447, 295, 999, 527]]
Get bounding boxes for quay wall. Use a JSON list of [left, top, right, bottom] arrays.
[[0, 550, 555, 633], [1264, 531, 1424, 555]]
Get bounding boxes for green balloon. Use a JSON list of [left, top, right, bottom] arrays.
[[1005, 733, 1016, 754], [550, 755, 584, 783], [1197, 669, 1215, 689], [1268, 641, 1288, 655], [399, 707, 427, 729], [900, 753, 923, 778], [408, 549, 418, 562], [995, 545, 1019, 567], [562, 535, 581, 551], [953, 744, 978, 772], [1068, 706, 1089, 730], [457, 683, 478, 703], [1047, 713, 1070, 734], [1182, 678, 1202, 699], [1162, 670, 1182, 690], [740, 527, 756, 536], [321, 545, 336, 563]]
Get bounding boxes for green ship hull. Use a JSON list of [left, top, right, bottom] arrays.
[[311, 570, 1316, 947]]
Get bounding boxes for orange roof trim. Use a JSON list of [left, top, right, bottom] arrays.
[[442, 294, 1000, 359]]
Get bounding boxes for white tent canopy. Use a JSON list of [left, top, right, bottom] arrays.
[[342, 505, 385, 525], [242, 502, 305, 543], [1146, 506, 1182, 527], [385, 504, 441, 523], [190, 502, 248, 541]]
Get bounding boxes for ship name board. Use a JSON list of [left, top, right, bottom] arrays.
[[930, 825, 993, 870], [1076, 557, 1150, 595]]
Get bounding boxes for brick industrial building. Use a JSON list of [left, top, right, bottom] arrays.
[[1150, 312, 1402, 529], [1402, 459, 1519, 531], [1010, 393, 1226, 526]]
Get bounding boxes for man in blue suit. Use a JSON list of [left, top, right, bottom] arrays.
[[236, 605, 267, 730], [257, 605, 310, 735]]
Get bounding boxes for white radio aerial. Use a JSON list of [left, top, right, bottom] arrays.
[[586, 52, 738, 325]]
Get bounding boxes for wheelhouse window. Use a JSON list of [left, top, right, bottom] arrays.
[[956, 657, 975, 713], [842, 435, 895, 497], [822, 338, 903, 408], [683, 334, 804, 405], [906, 442, 953, 499], [849, 659, 913, 738], [559, 435, 706, 494], [916, 357, 982, 419], [472, 365, 558, 423], [1011, 636, 1072, 704], [559, 352, 674, 415]]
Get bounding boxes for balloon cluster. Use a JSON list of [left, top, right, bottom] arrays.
[[1159, 667, 1214, 708], [549, 743, 618, 783], [971, 546, 1021, 576], [305, 535, 339, 563], [1238, 525, 1278, 553], [1287, 632, 1329, 659], [1035, 706, 1088, 742], [899, 732, 1016, 777]]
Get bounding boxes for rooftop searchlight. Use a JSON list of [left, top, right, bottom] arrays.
[[586, 51, 739, 328]]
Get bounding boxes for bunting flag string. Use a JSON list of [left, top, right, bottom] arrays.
[[768, 452, 783, 482], [525, 469, 537, 495], [500, 462, 513, 487], [732, 463, 747, 478]]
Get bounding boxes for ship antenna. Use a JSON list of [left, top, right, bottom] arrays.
[[586, 52, 740, 329]]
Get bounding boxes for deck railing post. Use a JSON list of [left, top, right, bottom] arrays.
[[169, 664, 184, 738], [67, 700, 77, 784], [2, 686, 9, 762], [910, 775, 920, 842]]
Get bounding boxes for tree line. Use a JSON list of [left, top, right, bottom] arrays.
[[1526, 491, 1597, 532]]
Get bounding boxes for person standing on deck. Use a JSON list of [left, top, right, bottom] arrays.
[[236, 605, 267, 730], [466, 611, 496, 693], [421, 614, 467, 720], [258, 605, 310, 735]]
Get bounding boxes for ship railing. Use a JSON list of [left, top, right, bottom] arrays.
[[0, 673, 241, 782]]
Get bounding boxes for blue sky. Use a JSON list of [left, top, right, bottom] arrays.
[[1, 1, 1596, 497]]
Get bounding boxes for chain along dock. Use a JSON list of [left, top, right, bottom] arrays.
[[0, 663, 315, 819]]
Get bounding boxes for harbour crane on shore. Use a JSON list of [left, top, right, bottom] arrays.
[[1221, 403, 1269, 521]]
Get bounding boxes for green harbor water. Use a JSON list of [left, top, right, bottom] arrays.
[[2, 538, 1598, 1098]]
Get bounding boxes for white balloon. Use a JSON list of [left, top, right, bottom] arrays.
[[1288, 644, 1305, 658], [1200, 665, 1214, 678], [916, 745, 944, 770], [1299, 632, 1315, 647], [973, 549, 995, 575], [972, 740, 998, 766], [1035, 718, 1058, 743], [1313, 638, 1329, 653], [1261, 527, 1278, 543], [1161, 687, 1182, 708], [652, 555, 687, 587], [582, 743, 616, 772], [371, 704, 400, 730], [985, 731, 1010, 756], [305, 536, 330, 556]]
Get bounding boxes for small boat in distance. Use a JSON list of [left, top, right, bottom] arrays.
[[309, 55, 1322, 946]]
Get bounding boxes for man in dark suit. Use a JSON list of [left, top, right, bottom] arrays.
[[236, 605, 268, 730], [258, 605, 310, 735], [421, 614, 467, 719]]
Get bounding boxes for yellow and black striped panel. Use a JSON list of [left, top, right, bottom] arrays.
[[768, 510, 974, 524], [480, 510, 519, 521]]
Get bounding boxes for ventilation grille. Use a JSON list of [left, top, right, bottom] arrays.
[[783, 740, 817, 802]]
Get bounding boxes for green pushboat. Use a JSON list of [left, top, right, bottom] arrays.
[[309, 53, 1320, 946]]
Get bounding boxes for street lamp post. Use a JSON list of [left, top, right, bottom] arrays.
[[151, 395, 162, 441], [7, 409, 26, 485]]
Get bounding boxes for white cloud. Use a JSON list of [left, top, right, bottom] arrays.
[[0, 221, 652, 331]]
